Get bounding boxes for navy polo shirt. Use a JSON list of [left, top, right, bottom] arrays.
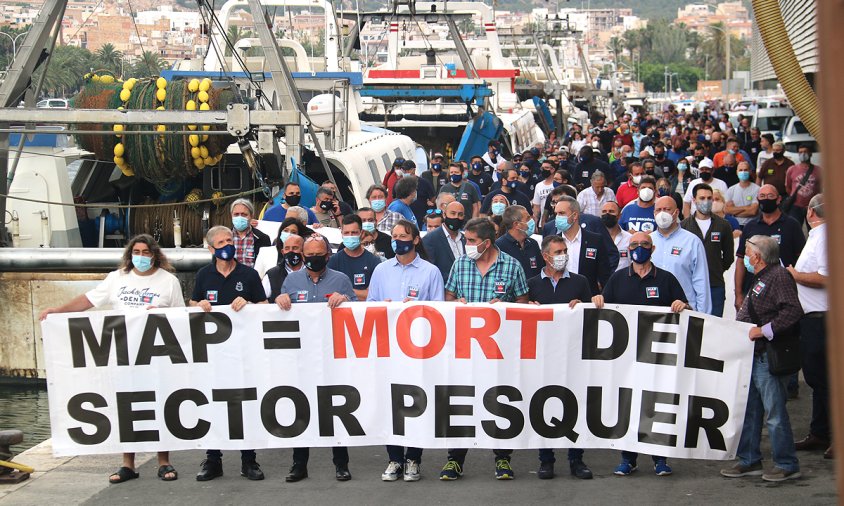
[[602, 265, 687, 307], [736, 213, 805, 266], [528, 270, 592, 305], [480, 188, 533, 216], [495, 232, 545, 279], [191, 260, 267, 305], [327, 248, 382, 289]]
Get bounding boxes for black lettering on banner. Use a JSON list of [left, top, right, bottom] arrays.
[[66, 392, 111, 445], [261, 386, 310, 438], [581, 308, 628, 360], [585, 386, 632, 439], [69, 316, 129, 367], [684, 316, 724, 372], [528, 386, 579, 441], [391, 384, 427, 436], [434, 385, 475, 438], [637, 311, 679, 365], [481, 386, 524, 439], [164, 389, 211, 440], [316, 386, 365, 437], [189, 312, 232, 363], [638, 390, 679, 447], [684, 395, 729, 451], [135, 314, 188, 365], [116, 391, 159, 442], [211, 388, 258, 439], [262, 320, 301, 350]]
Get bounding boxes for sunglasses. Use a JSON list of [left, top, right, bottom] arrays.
[[426, 209, 443, 216]]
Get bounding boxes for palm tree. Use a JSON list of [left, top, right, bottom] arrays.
[[131, 50, 169, 78], [35, 45, 96, 96], [225, 25, 252, 56], [95, 43, 124, 77], [606, 36, 622, 62], [621, 29, 640, 60]]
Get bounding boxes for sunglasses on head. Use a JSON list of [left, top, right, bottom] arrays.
[[426, 209, 443, 216]]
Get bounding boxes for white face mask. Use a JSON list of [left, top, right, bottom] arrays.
[[465, 241, 486, 260], [799, 153, 810, 163], [632, 175, 643, 185], [364, 243, 377, 254], [655, 211, 674, 229], [638, 187, 654, 202], [552, 253, 568, 272]]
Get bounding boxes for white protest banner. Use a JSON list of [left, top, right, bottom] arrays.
[[42, 302, 754, 459]]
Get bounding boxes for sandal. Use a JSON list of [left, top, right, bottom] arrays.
[[109, 466, 139, 484], [157, 464, 178, 481]]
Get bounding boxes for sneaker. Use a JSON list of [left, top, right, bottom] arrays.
[[654, 460, 672, 476], [537, 461, 554, 480], [439, 460, 463, 481], [720, 462, 763, 478], [762, 467, 801, 482], [613, 460, 637, 476], [495, 459, 514, 480], [569, 459, 593, 480], [403, 460, 421, 482], [382, 461, 402, 481]]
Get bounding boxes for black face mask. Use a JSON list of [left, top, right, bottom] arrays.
[[444, 216, 463, 232], [600, 214, 618, 228], [285, 194, 301, 207], [700, 171, 713, 181], [319, 200, 333, 211], [773, 152, 784, 160], [284, 251, 302, 267], [304, 254, 328, 272], [759, 198, 779, 214], [541, 169, 552, 179]]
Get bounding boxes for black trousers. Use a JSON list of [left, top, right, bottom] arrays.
[[800, 313, 830, 440], [292, 447, 349, 467]]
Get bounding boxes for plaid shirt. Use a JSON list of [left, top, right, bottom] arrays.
[[577, 186, 616, 217], [232, 227, 256, 267], [445, 248, 528, 302], [376, 210, 404, 234], [736, 264, 803, 352]]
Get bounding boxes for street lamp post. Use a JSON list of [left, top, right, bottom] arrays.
[[709, 24, 730, 96], [0, 31, 29, 64]]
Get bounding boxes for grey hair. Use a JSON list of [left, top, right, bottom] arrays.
[[809, 193, 824, 218], [285, 205, 309, 223], [497, 160, 513, 172], [230, 198, 254, 216], [541, 235, 565, 254], [436, 192, 456, 208], [590, 170, 606, 182], [747, 235, 779, 265], [772, 141, 785, 150], [556, 195, 580, 214], [501, 205, 527, 231], [206, 225, 232, 245]]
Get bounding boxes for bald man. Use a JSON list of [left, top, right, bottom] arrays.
[[649, 196, 712, 314]]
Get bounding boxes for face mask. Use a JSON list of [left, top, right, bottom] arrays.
[[525, 219, 536, 236], [465, 241, 486, 260], [514, 162, 523, 169], [759, 198, 779, 214], [391, 238, 414, 255], [279, 231, 292, 244], [555, 215, 572, 232], [600, 213, 618, 228], [361, 221, 376, 233], [444, 216, 463, 231], [658, 187, 670, 197], [519, 170, 531, 179], [677, 163, 687, 172], [319, 200, 333, 211], [431, 163, 442, 172], [472, 162, 484, 172], [655, 153, 665, 160], [632, 175, 643, 185], [591, 140, 600, 148], [773, 152, 784, 160], [541, 169, 552, 179], [655, 211, 674, 229], [342, 235, 361, 250], [364, 244, 377, 254], [727, 149, 736, 155], [450, 174, 462, 184], [285, 195, 301, 207], [552, 253, 568, 271], [799, 153, 810, 163], [712, 201, 725, 214], [232, 216, 249, 232], [743, 255, 755, 274], [304, 254, 328, 272], [700, 171, 713, 181], [491, 202, 506, 216], [738, 171, 750, 182], [214, 244, 236, 261], [630, 245, 652, 264], [638, 187, 654, 202], [132, 255, 153, 273], [506, 180, 519, 190], [284, 251, 302, 267], [371, 199, 386, 212], [697, 200, 713, 215]]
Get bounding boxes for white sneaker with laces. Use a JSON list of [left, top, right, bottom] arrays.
[[382, 461, 402, 481], [404, 460, 421, 481]]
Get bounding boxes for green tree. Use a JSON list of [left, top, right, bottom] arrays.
[[697, 22, 747, 80], [606, 36, 623, 62], [130, 50, 169, 78], [33, 45, 96, 96], [94, 43, 124, 77], [226, 25, 252, 56]]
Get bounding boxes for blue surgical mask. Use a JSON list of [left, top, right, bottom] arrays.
[[677, 163, 687, 172], [370, 199, 386, 212], [491, 202, 506, 216], [391, 239, 414, 255], [744, 255, 755, 274], [132, 255, 153, 272], [525, 219, 536, 236], [555, 215, 571, 232], [342, 235, 361, 250], [630, 245, 652, 264], [232, 216, 249, 232], [361, 221, 376, 233], [279, 231, 291, 244], [738, 171, 750, 182], [214, 244, 236, 261]]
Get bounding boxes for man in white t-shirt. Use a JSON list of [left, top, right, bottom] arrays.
[[600, 201, 632, 271], [532, 160, 557, 218], [683, 159, 727, 217]]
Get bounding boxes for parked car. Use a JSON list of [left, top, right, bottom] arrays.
[[36, 98, 69, 109], [780, 116, 822, 166], [752, 106, 794, 140]]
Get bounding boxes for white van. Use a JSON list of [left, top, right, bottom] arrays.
[[752, 107, 794, 140]]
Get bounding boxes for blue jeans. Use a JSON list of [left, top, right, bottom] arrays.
[[538, 448, 584, 464], [737, 352, 800, 472], [710, 285, 725, 317], [387, 445, 423, 463], [620, 452, 665, 464]]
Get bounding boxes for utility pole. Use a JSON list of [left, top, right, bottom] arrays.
[[664, 65, 668, 95], [725, 25, 731, 97]]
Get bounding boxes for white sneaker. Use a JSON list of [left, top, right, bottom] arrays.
[[404, 460, 421, 481], [382, 461, 402, 481]]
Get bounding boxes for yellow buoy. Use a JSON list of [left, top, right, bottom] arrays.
[[113, 124, 124, 133], [211, 190, 225, 205], [121, 166, 135, 177], [119, 89, 131, 102], [113, 143, 125, 157], [201, 124, 210, 131], [157, 125, 166, 132], [156, 106, 165, 111], [188, 124, 197, 131], [194, 158, 206, 169], [201, 134, 209, 143], [199, 146, 209, 158], [117, 106, 124, 110], [203, 156, 214, 166], [156, 77, 167, 89], [189, 135, 200, 147], [197, 90, 209, 103], [186, 100, 197, 111], [199, 102, 210, 111], [156, 88, 166, 102], [188, 79, 200, 93], [113, 156, 124, 165], [92, 75, 101, 82], [191, 147, 201, 158], [123, 80, 134, 91], [100, 75, 114, 84], [199, 78, 212, 92]]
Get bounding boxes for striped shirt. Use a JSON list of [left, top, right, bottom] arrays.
[[445, 248, 529, 303], [376, 210, 404, 234]]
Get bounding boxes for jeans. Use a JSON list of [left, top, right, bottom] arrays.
[[710, 285, 726, 317], [292, 447, 349, 467], [538, 448, 584, 464], [737, 352, 800, 472], [800, 314, 830, 440], [206, 449, 255, 463], [387, 445, 423, 463], [446, 448, 511, 466], [620, 452, 666, 464]]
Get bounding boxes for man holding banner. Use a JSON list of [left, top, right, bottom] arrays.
[[440, 218, 529, 481], [527, 235, 593, 480], [593, 230, 690, 477]]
